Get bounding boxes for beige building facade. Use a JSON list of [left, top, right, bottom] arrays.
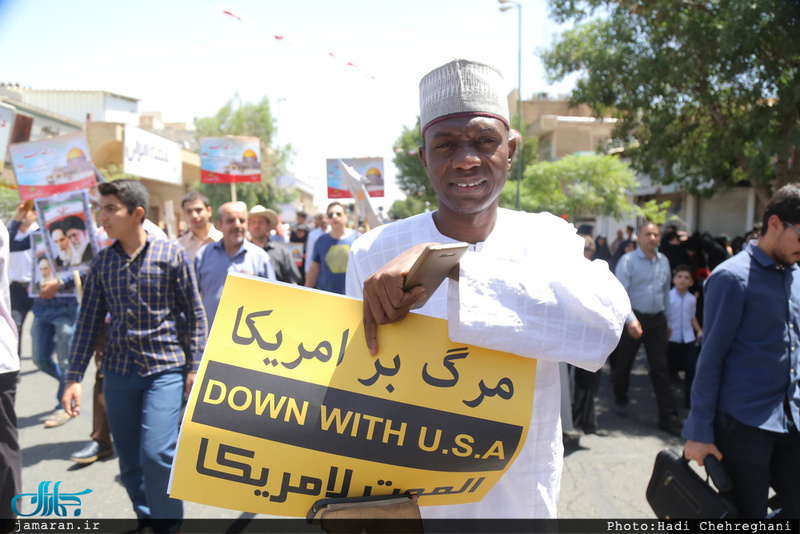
[[0, 86, 201, 235]]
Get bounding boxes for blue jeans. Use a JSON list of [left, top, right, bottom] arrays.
[[103, 367, 184, 533], [31, 300, 77, 409], [715, 411, 800, 518]]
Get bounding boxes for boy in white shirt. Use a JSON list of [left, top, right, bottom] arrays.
[[667, 264, 703, 408]]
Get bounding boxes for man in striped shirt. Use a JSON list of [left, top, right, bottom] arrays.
[[62, 179, 207, 534]]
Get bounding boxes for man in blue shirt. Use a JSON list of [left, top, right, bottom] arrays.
[[194, 201, 275, 327], [305, 201, 358, 295], [614, 222, 680, 433], [683, 184, 800, 518], [62, 180, 207, 534]]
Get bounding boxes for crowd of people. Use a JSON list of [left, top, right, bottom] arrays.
[[572, 220, 766, 437], [572, 189, 799, 519], [0, 57, 797, 532], [0, 183, 351, 532]]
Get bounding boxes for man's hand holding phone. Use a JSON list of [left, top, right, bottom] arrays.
[[361, 242, 467, 356]]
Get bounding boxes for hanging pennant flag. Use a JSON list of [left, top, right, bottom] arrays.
[[211, 1, 376, 79]]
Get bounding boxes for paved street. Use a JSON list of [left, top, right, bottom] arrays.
[[15, 313, 686, 522], [15, 315, 242, 523]]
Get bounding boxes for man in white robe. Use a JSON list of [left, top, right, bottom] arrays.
[[345, 59, 630, 519]]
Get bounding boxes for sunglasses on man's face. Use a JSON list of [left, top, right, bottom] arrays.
[[327, 211, 344, 218], [785, 220, 800, 241]]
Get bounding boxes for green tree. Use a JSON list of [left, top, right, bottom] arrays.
[[194, 95, 295, 211], [500, 153, 638, 219], [639, 199, 673, 226], [541, 0, 800, 203], [499, 114, 540, 210], [0, 185, 19, 222], [387, 194, 429, 220], [392, 117, 436, 211]]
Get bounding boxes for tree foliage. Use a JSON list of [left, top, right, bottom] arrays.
[[194, 95, 294, 211], [639, 198, 673, 226], [498, 114, 540, 210], [392, 117, 436, 209], [541, 0, 800, 203], [387, 195, 430, 220], [0, 185, 19, 222], [499, 153, 638, 219]]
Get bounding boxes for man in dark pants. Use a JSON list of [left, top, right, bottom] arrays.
[[6, 207, 36, 357], [613, 222, 681, 434], [683, 184, 800, 518]]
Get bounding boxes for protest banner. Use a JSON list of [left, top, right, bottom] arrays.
[[326, 157, 384, 199], [286, 242, 303, 267], [200, 136, 261, 184], [170, 274, 537, 517], [9, 131, 96, 200], [338, 160, 382, 230]]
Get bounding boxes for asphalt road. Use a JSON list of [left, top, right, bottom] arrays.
[[14, 313, 686, 525]]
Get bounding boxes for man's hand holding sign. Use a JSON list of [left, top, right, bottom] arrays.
[[362, 241, 466, 356]]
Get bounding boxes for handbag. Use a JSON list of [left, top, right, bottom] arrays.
[[646, 448, 737, 519]]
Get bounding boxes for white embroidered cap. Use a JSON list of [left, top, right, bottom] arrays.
[[419, 59, 510, 136]]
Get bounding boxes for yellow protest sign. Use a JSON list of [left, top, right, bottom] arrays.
[[170, 274, 537, 517]]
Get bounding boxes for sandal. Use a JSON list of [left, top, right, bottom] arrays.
[[43, 409, 71, 428]]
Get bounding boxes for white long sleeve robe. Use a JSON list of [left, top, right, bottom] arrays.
[[346, 209, 630, 519]]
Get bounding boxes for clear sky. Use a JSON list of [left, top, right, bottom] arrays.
[[0, 0, 576, 208]]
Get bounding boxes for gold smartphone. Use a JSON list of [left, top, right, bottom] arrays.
[[403, 242, 469, 309]]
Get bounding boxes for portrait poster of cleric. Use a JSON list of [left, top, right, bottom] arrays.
[[28, 231, 75, 298], [169, 274, 537, 517], [34, 189, 98, 274]]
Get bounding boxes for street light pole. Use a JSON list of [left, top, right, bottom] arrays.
[[499, 0, 523, 211]]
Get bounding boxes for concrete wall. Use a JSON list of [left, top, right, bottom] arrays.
[[697, 187, 757, 238]]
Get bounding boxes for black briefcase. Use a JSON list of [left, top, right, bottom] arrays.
[[646, 448, 737, 519]]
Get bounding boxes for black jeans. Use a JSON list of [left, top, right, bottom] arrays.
[[667, 341, 698, 408], [715, 411, 800, 518], [613, 311, 678, 420], [0, 371, 21, 526], [9, 282, 32, 356]]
